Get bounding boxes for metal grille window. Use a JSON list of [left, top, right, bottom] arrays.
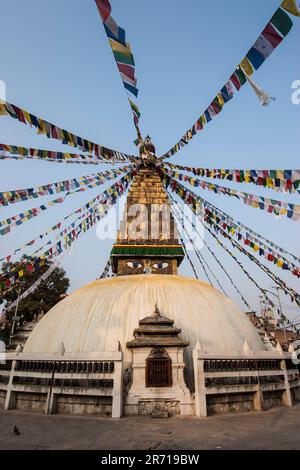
[[146, 348, 172, 387]]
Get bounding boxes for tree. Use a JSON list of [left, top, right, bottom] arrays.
[[0, 256, 70, 342]]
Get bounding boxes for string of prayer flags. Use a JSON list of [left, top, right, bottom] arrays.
[[0, 195, 68, 237], [0, 101, 135, 162], [171, 201, 227, 294], [99, 259, 112, 279], [164, 168, 300, 221], [163, 163, 300, 195], [0, 164, 136, 236], [198, 192, 300, 270], [159, 4, 296, 160], [1, 168, 137, 267], [95, 1, 142, 144], [168, 192, 252, 310], [0, 170, 135, 292], [31, 171, 135, 261], [0, 165, 131, 206], [0, 143, 134, 165], [11, 204, 104, 264], [163, 171, 300, 307], [204, 206, 300, 279], [4, 261, 61, 313], [0, 171, 131, 263], [160, 168, 300, 277], [165, 181, 275, 309], [95, 0, 125, 45], [172, 177, 300, 266], [204, 211, 300, 307], [202, 221, 279, 312]]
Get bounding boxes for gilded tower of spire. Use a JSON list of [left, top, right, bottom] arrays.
[[110, 138, 184, 275]]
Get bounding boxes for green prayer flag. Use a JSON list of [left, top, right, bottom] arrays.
[[113, 51, 135, 66], [271, 8, 293, 37]]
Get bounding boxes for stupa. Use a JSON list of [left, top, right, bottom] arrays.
[[1, 145, 299, 418]]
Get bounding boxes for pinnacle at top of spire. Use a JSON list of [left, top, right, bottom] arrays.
[[139, 135, 156, 159]]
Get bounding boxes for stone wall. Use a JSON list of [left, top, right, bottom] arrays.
[[194, 349, 300, 418], [138, 399, 180, 416], [1, 352, 124, 418], [56, 395, 112, 416], [207, 392, 255, 415], [262, 390, 283, 410], [15, 392, 47, 413]]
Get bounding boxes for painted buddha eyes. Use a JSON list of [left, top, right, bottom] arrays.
[[126, 262, 169, 269], [127, 262, 143, 269], [153, 263, 169, 269]]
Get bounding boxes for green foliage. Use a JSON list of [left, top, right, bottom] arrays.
[[0, 257, 70, 339]]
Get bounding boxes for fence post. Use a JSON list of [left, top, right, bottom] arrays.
[[4, 360, 16, 410], [281, 359, 292, 407], [112, 357, 123, 418], [193, 349, 207, 418]]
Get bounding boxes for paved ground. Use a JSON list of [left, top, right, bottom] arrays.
[[0, 405, 300, 450]]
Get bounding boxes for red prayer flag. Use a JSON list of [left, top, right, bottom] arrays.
[[230, 73, 242, 91], [95, 0, 111, 22], [262, 23, 283, 49], [117, 63, 136, 81]]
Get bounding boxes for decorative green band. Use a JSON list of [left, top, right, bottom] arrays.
[[110, 245, 184, 258]]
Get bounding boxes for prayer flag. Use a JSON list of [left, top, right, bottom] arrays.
[[270, 8, 293, 37], [95, 0, 111, 21], [281, 0, 300, 16]]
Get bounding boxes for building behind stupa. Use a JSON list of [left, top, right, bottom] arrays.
[[1, 156, 299, 418]]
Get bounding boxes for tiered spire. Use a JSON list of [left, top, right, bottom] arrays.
[[110, 163, 184, 275]]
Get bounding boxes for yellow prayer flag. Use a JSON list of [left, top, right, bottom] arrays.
[[18, 270, 24, 277], [109, 39, 132, 56], [277, 170, 284, 180], [281, 0, 300, 16], [253, 245, 259, 252], [23, 111, 32, 125], [57, 128, 65, 140], [217, 93, 225, 107], [240, 57, 254, 76], [277, 259, 284, 268], [37, 120, 47, 135], [0, 103, 8, 115]]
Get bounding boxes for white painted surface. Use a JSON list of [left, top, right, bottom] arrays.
[[24, 275, 266, 363]]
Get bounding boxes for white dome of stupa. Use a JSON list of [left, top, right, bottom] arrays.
[[24, 275, 266, 368]]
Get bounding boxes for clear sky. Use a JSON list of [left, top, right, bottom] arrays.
[[0, 1, 299, 320]]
